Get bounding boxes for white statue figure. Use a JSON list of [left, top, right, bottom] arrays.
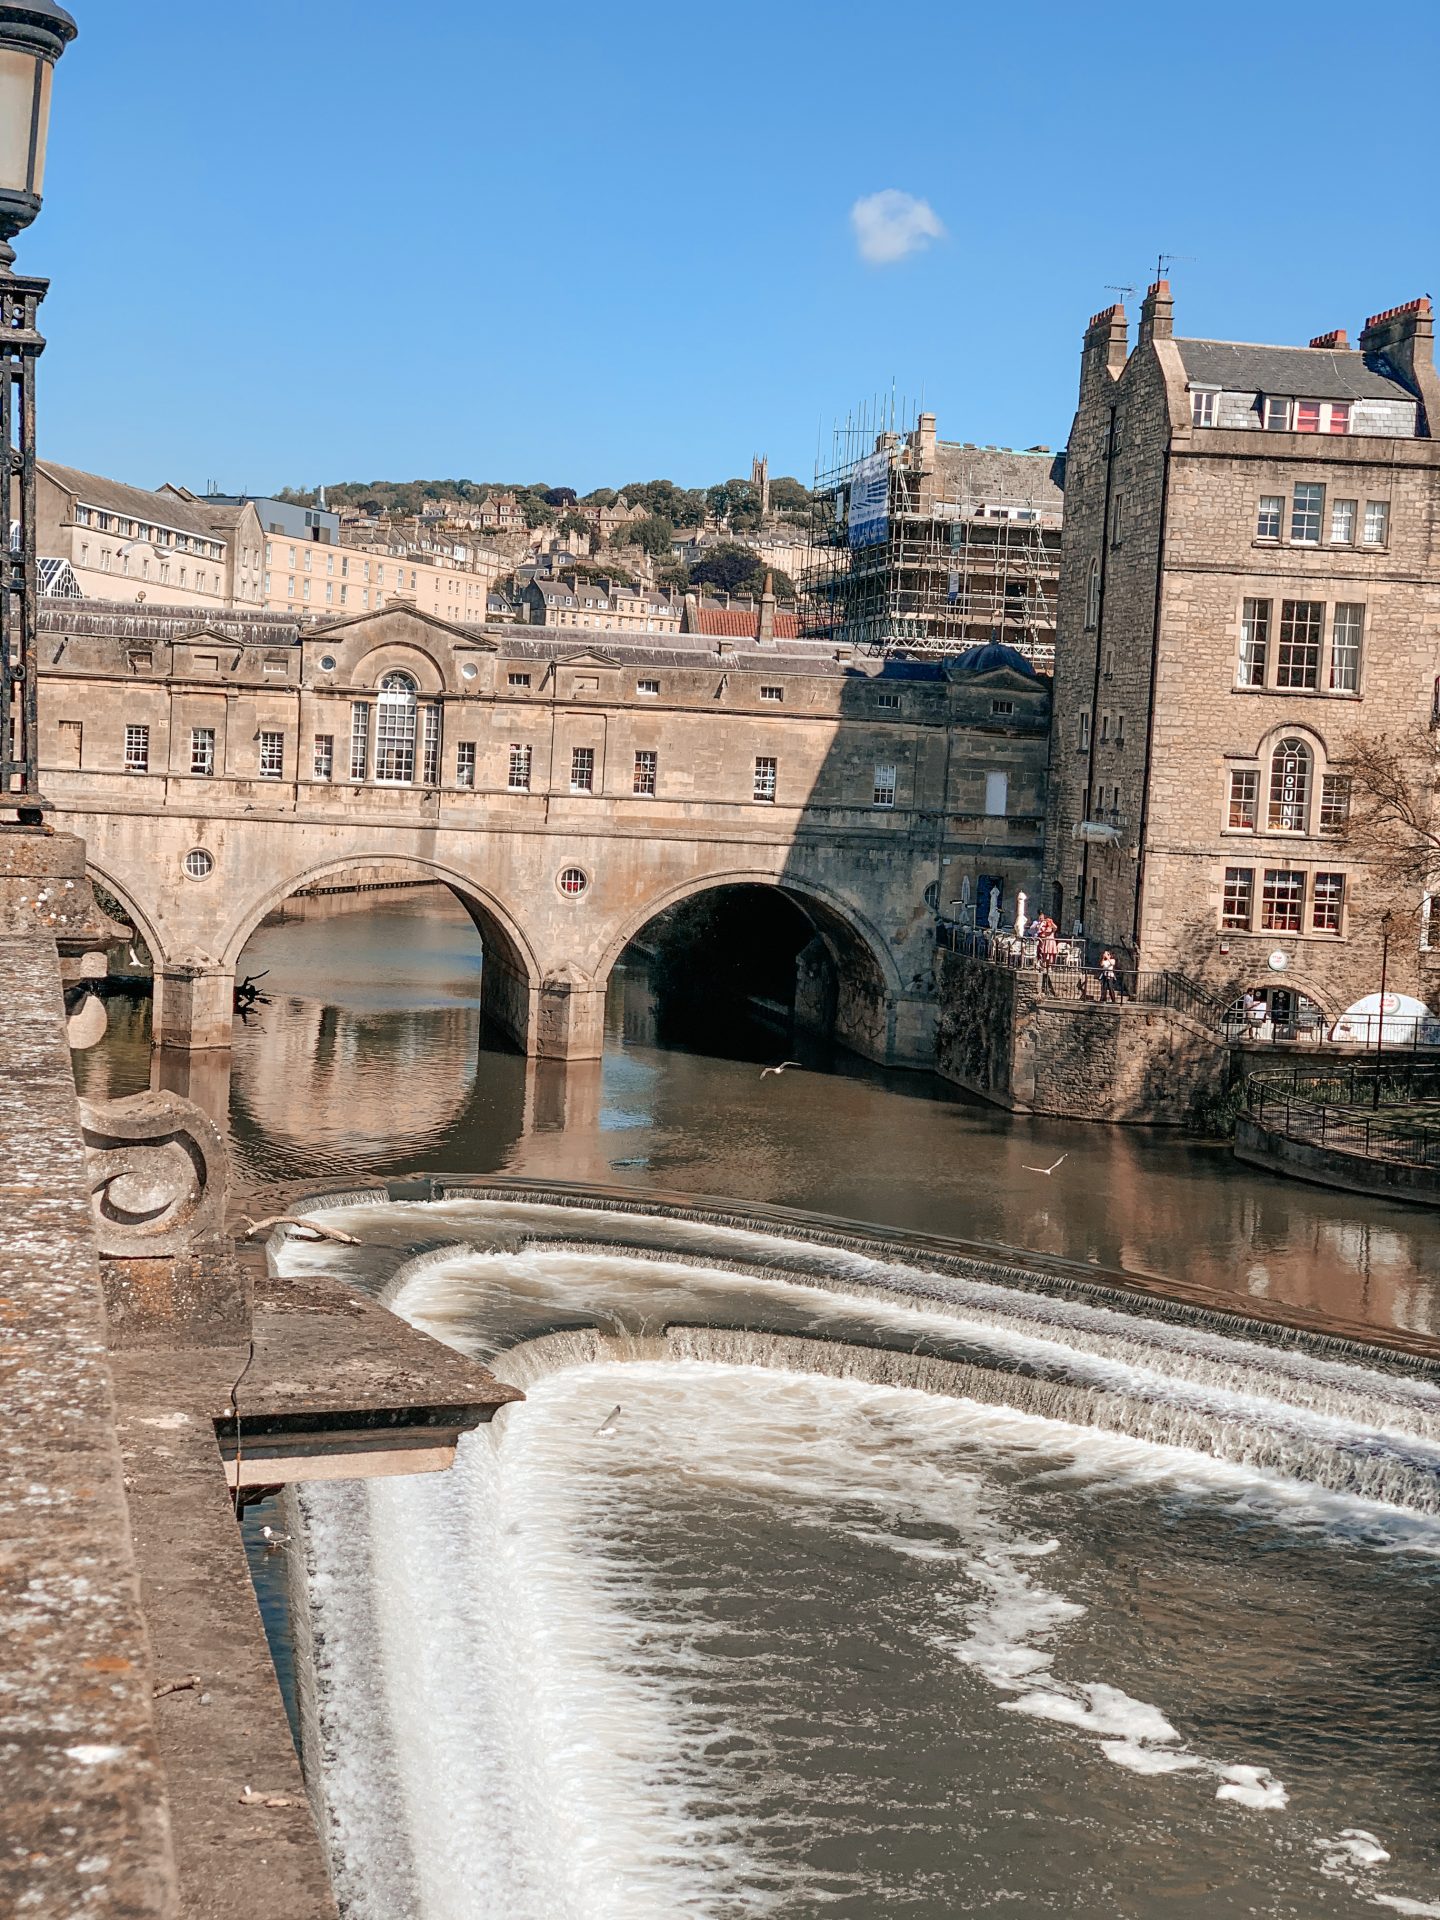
[[959, 875, 972, 918], [987, 887, 1001, 933], [1015, 891, 1028, 939]]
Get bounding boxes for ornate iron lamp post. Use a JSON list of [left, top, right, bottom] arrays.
[[0, 0, 76, 825]]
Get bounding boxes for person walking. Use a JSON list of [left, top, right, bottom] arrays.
[[1099, 948, 1120, 1004]]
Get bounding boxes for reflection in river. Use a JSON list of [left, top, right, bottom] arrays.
[[74, 888, 1440, 1335]]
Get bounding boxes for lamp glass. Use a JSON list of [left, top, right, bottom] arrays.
[[0, 49, 39, 194]]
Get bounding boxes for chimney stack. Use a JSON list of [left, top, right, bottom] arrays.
[[758, 571, 776, 644], [1308, 328, 1348, 350], [1081, 303, 1128, 389], [1138, 278, 1173, 345], [1358, 296, 1438, 435]]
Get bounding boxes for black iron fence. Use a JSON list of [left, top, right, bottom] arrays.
[[934, 924, 1218, 1022], [1245, 1063, 1440, 1169]]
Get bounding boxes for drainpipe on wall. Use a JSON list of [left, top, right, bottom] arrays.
[[1131, 442, 1172, 963]]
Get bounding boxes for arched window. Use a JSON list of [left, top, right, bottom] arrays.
[[375, 671, 418, 783], [1085, 558, 1100, 630], [1267, 735, 1312, 832]]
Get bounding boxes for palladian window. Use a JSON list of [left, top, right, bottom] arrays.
[[375, 672, 419, 783]]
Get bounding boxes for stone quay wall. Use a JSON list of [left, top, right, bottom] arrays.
[[934, 948, 1228, 1124]]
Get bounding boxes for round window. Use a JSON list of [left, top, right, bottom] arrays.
[[183, 848, 215, 880], [557, 866, 589, 898], [318, 654, 337, 671], [461, 661, 479, 681]]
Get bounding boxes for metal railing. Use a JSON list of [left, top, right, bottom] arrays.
[[935, 924, 1219, 1022], [1245, 1063, 1440, 1170]]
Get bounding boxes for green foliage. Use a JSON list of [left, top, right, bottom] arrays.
[[618, 479, 706, 527], [704, 478, 760, 529], [689, 543, 783, 598], [767, 474, 811, 516], [1184, 1073, 1247, 1138], [279, 470, 809, 531], [612, 514, 676, 558], [657, 558, 691, 593], [557, 510, 592, 542]]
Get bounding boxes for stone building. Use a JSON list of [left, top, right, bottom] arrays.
[[517, 572, 682, 633], [35, 463, 265, 609], [1043, 284, 1440, 1038]]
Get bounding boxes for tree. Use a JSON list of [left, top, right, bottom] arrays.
[[543, 486, 577, 508], [771, 472, 817, 518], [518, 491, 556, 529], [1339, 723, 1440, 891], [619, 479, 706, 528], [557, 510, 591, 544], [612, 514, 675, 558], [657, 558, 691, 593], [689, 543, 778, 598], [705, 479, 760, 529]]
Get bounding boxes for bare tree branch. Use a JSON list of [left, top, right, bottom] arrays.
[[1338, 723, 1440, 894]]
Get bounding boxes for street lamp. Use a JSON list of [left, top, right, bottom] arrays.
[[0, 0, 76, 825], [1372, 906, 1396, 1107]]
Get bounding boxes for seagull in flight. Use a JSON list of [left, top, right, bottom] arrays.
[[760, 1061, 803, 1078], [595, 1406, 623, 1436], [1022, 1154, 1068, 1176]]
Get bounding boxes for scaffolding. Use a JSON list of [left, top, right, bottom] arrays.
[[801, 405, 1062, 664]]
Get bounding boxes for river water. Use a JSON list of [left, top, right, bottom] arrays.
[[279, 1201, 1440, 1920], [76, 887, 1440, 1337]]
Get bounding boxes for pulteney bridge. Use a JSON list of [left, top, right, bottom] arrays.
[[38, 601, 1050, 1061]]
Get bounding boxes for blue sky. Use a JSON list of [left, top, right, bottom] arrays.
[[32, 0, 1439, 495]]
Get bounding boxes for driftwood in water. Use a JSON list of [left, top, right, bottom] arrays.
[[242, 1216, 362, 1246]]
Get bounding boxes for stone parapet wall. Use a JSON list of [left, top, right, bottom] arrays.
[[0, 933, 177, 1918]]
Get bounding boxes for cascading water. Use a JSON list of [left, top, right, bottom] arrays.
[[274, 1196, 1440, 1920]]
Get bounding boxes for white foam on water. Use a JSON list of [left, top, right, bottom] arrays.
[[1373, 1898, 1440, 1916], [283, 1203, 1440, 1917]]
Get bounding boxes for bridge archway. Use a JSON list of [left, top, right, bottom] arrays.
[[220, 855, 542, 1054], [85, 861, 172, 973], [599, 870, 903, 1063]]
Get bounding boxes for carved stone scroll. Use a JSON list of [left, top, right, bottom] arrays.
[[78, 1090, 227, 1257]]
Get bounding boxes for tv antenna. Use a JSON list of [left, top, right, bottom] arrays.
[[1104, 283, 1136, 305], [1152, 251, 1193, 282]]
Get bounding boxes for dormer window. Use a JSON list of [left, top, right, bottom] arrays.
[[1263, 396, 1353, 434], [1190, 388, 1217, 427]]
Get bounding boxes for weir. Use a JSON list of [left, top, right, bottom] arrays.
[[272, 1201, 1440, 1918]]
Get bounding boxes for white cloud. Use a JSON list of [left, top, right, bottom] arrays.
[[849, 190, 944, 266]]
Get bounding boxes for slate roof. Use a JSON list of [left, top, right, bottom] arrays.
[[1175, 340, 1415, 402], [39, 463, 225, 539]]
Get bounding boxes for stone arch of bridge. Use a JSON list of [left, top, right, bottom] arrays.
[[595, 867, 904, 1062], [85, 860, 173, 972], [219, 853, 543, 1053], [597, 868, 902, 995]]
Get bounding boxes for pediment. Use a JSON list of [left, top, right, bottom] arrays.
[[558, 648, 623, 668], [311, 604, 498, 650]]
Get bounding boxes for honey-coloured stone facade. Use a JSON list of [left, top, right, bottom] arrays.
[[1043, 285, 1440, 1031]]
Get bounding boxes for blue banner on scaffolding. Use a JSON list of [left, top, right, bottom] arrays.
[[847, 451, 889, 548]]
